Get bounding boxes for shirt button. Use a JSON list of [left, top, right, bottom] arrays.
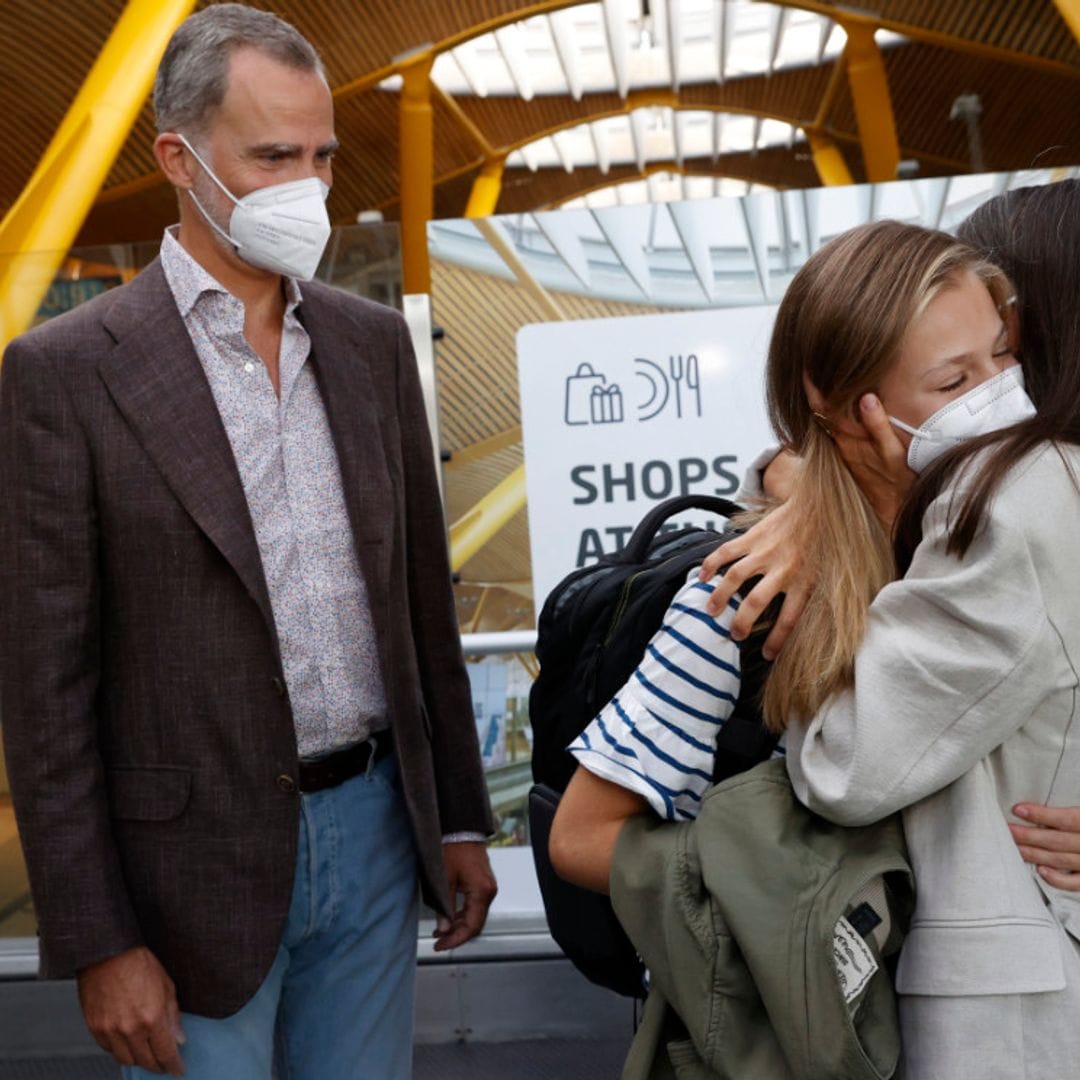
[[276, 774, 297, 793], [271, 677, 286, 697], [244, 362, 255, 373]]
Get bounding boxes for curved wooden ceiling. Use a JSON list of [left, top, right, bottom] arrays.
[[1, 0, 1077, 248]]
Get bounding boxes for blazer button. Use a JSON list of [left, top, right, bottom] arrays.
[[271, 677, 286, 697], [276, 774, 297, 793]]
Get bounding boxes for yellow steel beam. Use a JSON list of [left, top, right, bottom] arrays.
[[626, 88, 680, 111], [430, 83, 497, 159], [374, 97, 811, 214], [449, 463, 527, 572], [515, 651, 540, 680], [0, 0, 196, 352], [840, 21, 900, 183], [465, 157, 507, 218], [1054, 0, 1080, 44], [399, 48, 436, 295], [813, 55, 848, 131], [465, 585, 492, 633], [382, 127, 969, 220], [806, 131, 854, 186], [473, 218, 566, 320], [828, 130, 968, 174], [445, 426, 523, 469], [91, 170, 171, 205]]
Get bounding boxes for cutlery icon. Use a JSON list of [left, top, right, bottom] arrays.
[[669, 354, 684, 418], [685, 353, 701, 417], [668, 354, 701, 419]]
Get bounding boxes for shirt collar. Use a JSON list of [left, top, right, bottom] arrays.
[[160, 226, 303, 319]]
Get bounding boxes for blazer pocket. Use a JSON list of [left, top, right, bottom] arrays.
[[896, 917, 1066, 996], [107, 766, 192, 822]]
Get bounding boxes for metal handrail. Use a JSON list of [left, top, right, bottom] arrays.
[[460, 630, 537, 655], [0, 629, 544, 979]]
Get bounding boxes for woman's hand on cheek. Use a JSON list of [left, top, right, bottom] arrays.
[[1010, 803, 1080, 891], [698, 498, 813, 660], [834, 394, 916, 532]]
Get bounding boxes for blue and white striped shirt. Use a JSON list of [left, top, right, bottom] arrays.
[[569, 568, 782, 821]]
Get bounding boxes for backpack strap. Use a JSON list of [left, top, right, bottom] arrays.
[[712, 584, 782, 783], [620, 495, 745, 563], [712, 714, 778, 783]]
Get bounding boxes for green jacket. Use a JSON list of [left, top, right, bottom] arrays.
[[611, 760, 914, 1080]]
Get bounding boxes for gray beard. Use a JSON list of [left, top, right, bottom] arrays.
[[187, 173, 241, 261]]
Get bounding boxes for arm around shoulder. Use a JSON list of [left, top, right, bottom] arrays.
[[788, 484, 1057, 824]]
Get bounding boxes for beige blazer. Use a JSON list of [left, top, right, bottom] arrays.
[[787, 443, 1080, 999]]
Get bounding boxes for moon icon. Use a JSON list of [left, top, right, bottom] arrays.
[[634, 358, 670, 421]]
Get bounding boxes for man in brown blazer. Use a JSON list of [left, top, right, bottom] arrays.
[[0, 6, 496, 1077]]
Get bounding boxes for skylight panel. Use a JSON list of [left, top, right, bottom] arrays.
[[406, 1, 878, 102]]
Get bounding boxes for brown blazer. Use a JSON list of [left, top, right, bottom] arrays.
[[0, 259, 493, 1017]]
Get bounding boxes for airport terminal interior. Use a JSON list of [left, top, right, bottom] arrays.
[[0, 0, 1078, 1075]]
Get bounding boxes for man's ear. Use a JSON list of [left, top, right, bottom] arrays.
[[154, 133, 195, 190]]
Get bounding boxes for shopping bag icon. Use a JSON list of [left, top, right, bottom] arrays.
[[564, 363, 607, 425]]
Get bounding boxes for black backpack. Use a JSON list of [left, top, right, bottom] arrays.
[[528, 495, 779, 998]]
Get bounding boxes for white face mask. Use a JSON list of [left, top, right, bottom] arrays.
[[889, 364, 1036, 473], [177, 134, 331, 281]]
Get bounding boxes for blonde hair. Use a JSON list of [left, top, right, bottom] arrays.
[[758, 221, 1014, 731]]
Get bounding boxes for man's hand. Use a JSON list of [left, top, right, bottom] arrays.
[[1010, 803, 1080, 892], [433, 841, 498, 951], [77, 946, 185, 1075], [834, 394, 915, 532], [698, 498, 812, 659]]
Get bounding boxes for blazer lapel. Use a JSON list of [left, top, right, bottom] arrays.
[[97, 261, 278, 643], [297, 291, 393, 611]]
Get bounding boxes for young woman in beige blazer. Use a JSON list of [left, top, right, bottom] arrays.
[[703, 180, 1080, 1077], [784, 183, 1080, 1078]]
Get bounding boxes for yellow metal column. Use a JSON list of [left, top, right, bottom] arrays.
[[841, 21, 900, 183], [806, 131, 854, 186], [398, 49, 436, 296], [1054, 1, 1080, 43], [465, 157, 506, 219], [0, 0, 196, 353], [450, 463, 527, 572]]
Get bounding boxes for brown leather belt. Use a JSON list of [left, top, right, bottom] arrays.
[[297, 736, 392, 793]]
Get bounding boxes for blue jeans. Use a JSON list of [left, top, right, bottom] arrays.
[[124, 752, 420, 1080]]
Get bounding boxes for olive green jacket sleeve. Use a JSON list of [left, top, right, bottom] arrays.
[[610, 761, 912, 1080], [611, 809, 793, 1080]]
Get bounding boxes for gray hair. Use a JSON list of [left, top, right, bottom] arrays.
[[153, 4, 326, 134]]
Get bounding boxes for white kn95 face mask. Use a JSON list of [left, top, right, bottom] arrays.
[[889, 364, 1036, 474], [177, 134, 331, 281]]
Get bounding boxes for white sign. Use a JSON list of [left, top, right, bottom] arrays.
[[518, 306, 777, 613]]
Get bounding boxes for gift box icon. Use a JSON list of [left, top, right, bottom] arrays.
[[564, 363, 622, 426], [590, 384, 624, 424]]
